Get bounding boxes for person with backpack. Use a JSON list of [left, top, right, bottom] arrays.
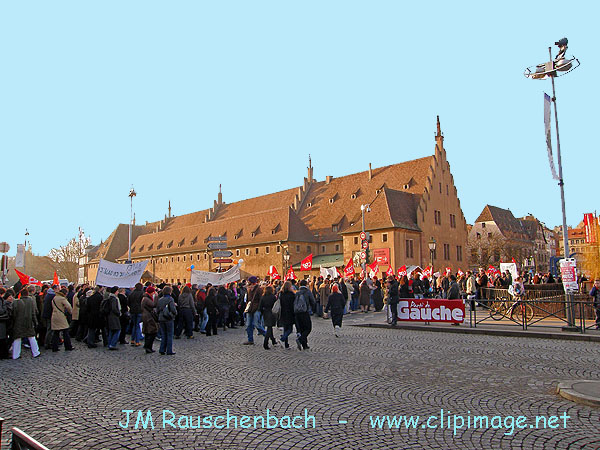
[[157, 286, 177, 355], [278, 281, 296, 349], [294, 279, 316, 350], [243, 276, 266, 345]]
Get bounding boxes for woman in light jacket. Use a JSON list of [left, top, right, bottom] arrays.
[[51, 288, 73, 352]]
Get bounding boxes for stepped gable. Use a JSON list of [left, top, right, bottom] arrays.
[[299, 156, 433, 240], [123, 206, 313, 260]]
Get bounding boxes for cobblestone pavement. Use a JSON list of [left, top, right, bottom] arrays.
[[1, 312, 599, 450]]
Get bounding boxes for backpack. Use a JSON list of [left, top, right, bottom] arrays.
[[101, 297, 112, 316], [162, 302, 174, 321], [293, 291, 308, 314]]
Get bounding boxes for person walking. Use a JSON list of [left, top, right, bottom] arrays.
[[318, 279, 330, 318], [279, 281, 296, 349], [243, 276, 266, 345], [105, 286, 122, 350], [118, 288, 130, 345], [12, 288, 41, 359], [0, 289, 14, 359], [204, 287, 219, 337], [325, 284, 345, 337], [359, 279, 370, 313], [86, 286, 106, 348], [51, 288, 74, 352], [141, 286, 158, 353], [387, 276, 399, 326], [258, 285, 278, 349], [216, 286, 230, 332], [589, 280, 600, 330], [294, 280, 316, 350], [127, 283, 144, 347], [41, 287, 56, 350], [157, 286, 177, 355], [175, 285, 197, 339]]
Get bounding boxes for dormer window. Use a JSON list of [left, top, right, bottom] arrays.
[[403, 184, 409, 190], [329, 198, 334, 204], [131, 247, 136, 253], [234, 229, 242, 240], [375, 189, 382, 195], [271, 223, 281, 234], [138, 245, 144, 252], [332, 224, 339, 233], [167, 240, 173, 248], [307, 202, 312, 207], [157, 242, 163, 250], [350, 194, 357, 200], [178, 238, 185, 247], [251, 227, 260, 238]]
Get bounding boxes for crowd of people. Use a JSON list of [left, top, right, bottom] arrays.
[[1, 266, 598, 360]]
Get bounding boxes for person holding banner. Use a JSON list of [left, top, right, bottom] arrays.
[[105, 286, 122, 351]]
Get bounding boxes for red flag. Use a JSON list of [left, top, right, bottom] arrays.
[[423, 266, 433, 278], [368, 261, 379, 277], [386, 266, 394, 277], [14, 269, 42, 286], [268, 266, 281, 280], [445, 267, 452, 276], [284, 267, 297, 281], [457, 269, 464, 277], [53, 271, 59, 286], [511, 258, 517, 265], [300, 254, 313, 271], [336, 267, 344, 278], [397, 265, 407, 277], [344, 259, 355, 277]]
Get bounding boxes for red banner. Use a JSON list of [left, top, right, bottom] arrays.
[[14, 269, 42, 286], [584, 213, 596, 243], [423, 266, 433, 278], [386, 266, 394, 277], [368, 261, 379, 277], [269, 266, 281, 280], [397, 299, 465, 323], [344, 259, 355, 277], [53, 271, 59, 286], [300, 254, 313, 271], [372, 248, 390, 265], [284, 267, 297, 281], [398, 265, 407, 277]]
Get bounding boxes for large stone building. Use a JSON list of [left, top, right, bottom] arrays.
[[84, 117, 468, 284]]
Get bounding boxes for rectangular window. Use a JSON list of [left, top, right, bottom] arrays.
[[335, 244, 340, 252], [332, 225, 339, 233], [439, 182, 442, 193], [488, 233, 492, 239], [476, 232, 481, 240], [236, 249, 240, 257], [296, 245, 300, 252], [266, 246, 270, 254], [446, 184, 449, 195], [481, 222, 486, 228], [255, 248, 259, 255], [276, 245, 281, 253], [382, 233, 388, 242], [457, 245, 463, 262], [443, 243, 450, 260], [405, 239, 414, 258], [245, 249, 250, 256], [434, 210, 441, 225], [197, 254, 200, 261], [449, 214, 456, 228], [183, 255, 186, 262], [307, 245, 311, 253], [354, 237, 359, 245]]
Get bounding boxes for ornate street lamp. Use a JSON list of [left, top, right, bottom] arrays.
[[428, 237, 436, 269], [128, 187, 136, 263], [525, 38, 580, 330]]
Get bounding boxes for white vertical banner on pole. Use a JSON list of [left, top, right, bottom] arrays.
[[544, 93, 560, 180]]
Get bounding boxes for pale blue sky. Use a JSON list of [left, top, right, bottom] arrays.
[[1, 1, 597, 255]]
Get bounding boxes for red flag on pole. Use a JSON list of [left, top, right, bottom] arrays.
[[511, 257, 517, 265], [300, 254, 313, 271], [344, 259, 355, 277], [269, 266, 281, 280], [457, 269, 464, 277], [53, 271, 59, 286], [445, 267, 452, 276], [368, 261, 379, 277], [397, 265, 407, 277], [14, 269, 42, 286], [284, 267, 297, 281], [386, 266, 394, 277]]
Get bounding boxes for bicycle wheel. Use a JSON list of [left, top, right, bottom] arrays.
[[513, 302, 534, 323], [489, 300, 507, 320]]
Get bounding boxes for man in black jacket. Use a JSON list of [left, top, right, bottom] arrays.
[[387, 277, 399, 326], [294, 280, 316, 350]]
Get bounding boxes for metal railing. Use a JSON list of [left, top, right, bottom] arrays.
[[469, 288, 598, 333]]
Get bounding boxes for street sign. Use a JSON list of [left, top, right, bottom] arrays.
[[359, 251, 366, 260], [207, 236, 227, 242], [208, 242, 228, 250], [213, 258, 233, 264], [361, 240, 369, 249], [0, 242, 9, 253], [212, 250, 233, 258], [359, 231, 366, 240]]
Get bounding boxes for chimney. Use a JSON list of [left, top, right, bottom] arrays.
[[326, 175, 333, 184], [218, 184, 223, 205], [308, 154, 313, 182], [368, 163, 372, 181]]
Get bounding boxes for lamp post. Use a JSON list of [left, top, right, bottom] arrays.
[[127, 187, 136, 263], [428, 237, 436, 269], [283, 247, 290, 276], [24, 229, 29, 272], [361, 204, 371, 272], [525, 38, 580, 330]]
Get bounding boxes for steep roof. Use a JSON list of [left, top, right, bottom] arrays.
[[343, 187, 421, 233], [90, 223, 155, 263], [122, 207, 314, 259], [475, 205, 530, 241], [299, 157, 433, 239]]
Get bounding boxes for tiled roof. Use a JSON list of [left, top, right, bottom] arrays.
[[122, 207, 313, 259], [475, 205, 530, 241], [299, 157, 433, 239], [89, 223, 155, 263]]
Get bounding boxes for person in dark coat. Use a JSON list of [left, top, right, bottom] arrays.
[[106, 286, 122, 350], [294, 280, 316, 350], [372, 279, 383, 311], [85, 286, 106, 348], [279, 281, 296, 349], [42, 287, 56, 349], [216, 286, 230, 331], [141, 287, 158, 353], [157, 286, 177, 355], [0, 290, 14, 359], [76, 288, 91, 342], [118, 289, 130, 344], [11, 288, 41, 359], [359, 280, 371, 313], [387, 277, 399, 326], [325, 284, 345, 337], [127, 283, 144, 346], [258, 285, 278, 349], [175, 285, 197, 339], [204, 287, 219, 337]]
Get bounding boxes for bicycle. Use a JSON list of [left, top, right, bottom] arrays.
[[489, 295, 534, 323]]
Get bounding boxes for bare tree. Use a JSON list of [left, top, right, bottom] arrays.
[[468, 232, 509, 269], [48, 230, 91, 283]]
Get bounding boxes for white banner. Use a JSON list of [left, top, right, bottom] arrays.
[[15, 244, 25, 268], [319, 266, 337, 279], [499, 262, 518, 281], [191, 264, 241, 286], [544, 93, 559, 180], [559, 258, 578, 293], [95, 259, 148, 288]]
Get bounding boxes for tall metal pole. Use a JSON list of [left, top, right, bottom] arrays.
[[361, 208, 366, 273], [548, 47, 575, 329], [128, 195, 133, 263]]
